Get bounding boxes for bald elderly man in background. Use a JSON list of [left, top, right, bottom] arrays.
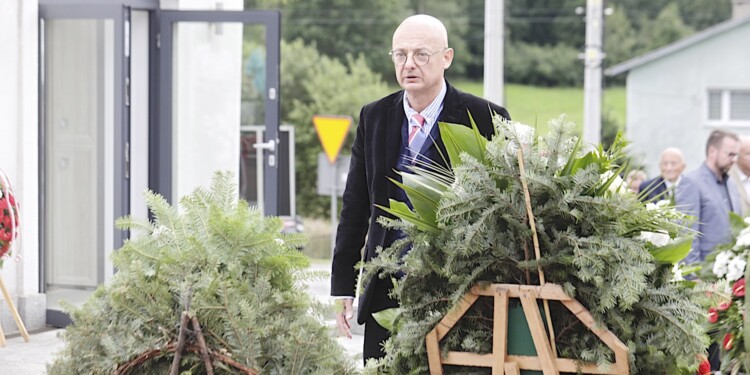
[[639, 147, 686, 201]]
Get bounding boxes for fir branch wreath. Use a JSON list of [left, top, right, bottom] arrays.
[[48, 172, 357, 375], [362, 115, 708, 374]]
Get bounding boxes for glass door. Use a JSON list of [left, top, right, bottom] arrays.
[[39, 4, 129, 326], [154, 10, 280, 215]]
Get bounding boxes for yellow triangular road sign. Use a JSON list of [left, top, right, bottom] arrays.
[[313, 115, 352, 164]]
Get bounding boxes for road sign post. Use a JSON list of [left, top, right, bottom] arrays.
[[313, 115, 352, 256]]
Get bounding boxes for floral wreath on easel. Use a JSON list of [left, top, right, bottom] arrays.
[[0, 169, 30, 345], [0, 169, 20, 268]]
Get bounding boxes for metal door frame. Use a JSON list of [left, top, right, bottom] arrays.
[[38, 1, 133, 326], [153, 10, 281, 215]]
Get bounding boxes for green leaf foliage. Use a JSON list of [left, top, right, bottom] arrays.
[[48, 171, 356, 375], [363, 115, 707, 374]]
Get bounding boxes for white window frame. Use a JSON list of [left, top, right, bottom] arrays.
[[707, 88, 750, 127]]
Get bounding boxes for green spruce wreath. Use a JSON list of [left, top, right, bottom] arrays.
[[48, 172, 357, 375], [363, 115, 708, 374]]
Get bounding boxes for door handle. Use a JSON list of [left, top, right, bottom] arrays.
[[253, 139, 277, 167], [253, 140, 276, 152]]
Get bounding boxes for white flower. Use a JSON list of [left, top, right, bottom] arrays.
[[275, 238, 285, 246], [650, 232, 670, 247], [600, 171, 627, 194], [637, 231, 651, 243], [512, 122, 535, 146], [713, 251, 733, 278], [671, 263, 684, 282], [655, 199, 670, 208], [637, 231, 670, 247], [735, 229, 750, 249], [726, 256, 747, 281]]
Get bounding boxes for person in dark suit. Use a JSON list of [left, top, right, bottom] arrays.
[[639, 147, 686, 201], [330, 14, 510, 363]]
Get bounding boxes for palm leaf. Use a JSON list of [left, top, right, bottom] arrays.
[[376, 200, 439, 233], [387, 175, 443, 229], [649, 237, 693, 264], [439, 119, 487, 168]]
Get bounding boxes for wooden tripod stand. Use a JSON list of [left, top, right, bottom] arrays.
[[425, 283, 629, 375], [0, 275, 30, 347]]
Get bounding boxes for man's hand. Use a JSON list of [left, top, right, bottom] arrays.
[[334, 298, 354, 339]]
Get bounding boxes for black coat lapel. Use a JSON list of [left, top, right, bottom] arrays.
[[385, 93, 405, 179]]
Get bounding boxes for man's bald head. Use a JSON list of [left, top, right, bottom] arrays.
[[391, 14, 454, 109], [393, 14, 449, 48], [659, 147, 685, 183]]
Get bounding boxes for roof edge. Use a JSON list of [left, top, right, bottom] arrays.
[[605, 15, 750, 77]]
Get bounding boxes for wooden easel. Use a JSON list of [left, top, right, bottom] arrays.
[[425, 283, 629, 375], [0, 276, 30, 347]]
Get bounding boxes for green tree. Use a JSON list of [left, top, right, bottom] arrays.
[[507, 0, 586, 46], [277, 0, 408, 79], [678, 0, 732, 31], [280, 39, 389, 218], [636, 3, 695, 53], [505, 41, 582, 86], [459, 0, 490, 80], [604, 3, 638, 66]]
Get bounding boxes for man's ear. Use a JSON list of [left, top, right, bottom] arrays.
[[443, 48, 454, 69], [707, 145, 718, 159]]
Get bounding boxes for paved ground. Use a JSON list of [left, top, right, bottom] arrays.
[[0, 329, 65, 374], [0, 263, 364, 374]]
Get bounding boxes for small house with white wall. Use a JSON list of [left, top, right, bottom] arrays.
[[605, 3, 750, 177]]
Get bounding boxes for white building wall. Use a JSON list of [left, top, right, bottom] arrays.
[[626, 22, 750, 177], [0, 0, 45, 332]]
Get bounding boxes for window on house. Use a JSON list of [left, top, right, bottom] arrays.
[[708, 89, 750, 124], [731, 91, 750, 120], [708, 90, 722, 120]]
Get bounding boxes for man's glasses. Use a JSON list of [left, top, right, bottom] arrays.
[[389, 48, 448, 66]]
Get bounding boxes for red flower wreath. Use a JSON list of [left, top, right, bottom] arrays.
[[0, 181, 20, 261]]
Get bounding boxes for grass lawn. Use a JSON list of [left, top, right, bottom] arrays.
[[451, 80, 626, 135]]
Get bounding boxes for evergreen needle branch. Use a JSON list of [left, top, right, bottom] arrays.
[[219, 282, 247, 357], [638, 303, 697, 339], [131, 248, 159, 261], [205, 329, 231, 352]]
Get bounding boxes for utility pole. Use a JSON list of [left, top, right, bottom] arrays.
[[582, 0, 605, 144], [484, 0, 505, 106]]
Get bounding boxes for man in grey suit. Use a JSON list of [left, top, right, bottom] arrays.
[[676, 129, 741, 264], [729, 136, 750, 216]]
